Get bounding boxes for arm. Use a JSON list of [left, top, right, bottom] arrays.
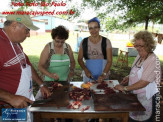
[[103, 47, 112, 73], [38, 44, 59, 80], [120, 75, 129, 85], [114, 80, 149, 92], [97, 47, 112, 82], [78, 45, 92, 78], [125, 80, 149, 91], [67, 45, 75, 80], [0, 89, 33, 108], [31, 65, 51, 98], [115, 54, 159, 91]]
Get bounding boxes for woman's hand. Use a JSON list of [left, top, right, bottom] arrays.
[[114, 84, 124, 91], [120, 76, 129, 85], [84, 68, 93, 79], [50, 73, 59, 80], [97, 75, 105, 83]]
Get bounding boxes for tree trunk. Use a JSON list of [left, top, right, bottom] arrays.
[[152, 21, 154, 32], [145, 18, 149, 30]]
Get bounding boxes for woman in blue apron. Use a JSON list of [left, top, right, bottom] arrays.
[[78, 17, 112, 83], [38, 26, 75, 82]]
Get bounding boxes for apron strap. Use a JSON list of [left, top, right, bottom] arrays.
[[45, 42, 70, 72], [64, 43, 70, 56], [2, 30, 26, 69]]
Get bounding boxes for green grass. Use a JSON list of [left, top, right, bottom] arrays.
[[22, 33, 51, 56], [22, 32, 163, 74], [22, 32, 163, 95]]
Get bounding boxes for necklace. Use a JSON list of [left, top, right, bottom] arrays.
[[132, 53, 150, 69]]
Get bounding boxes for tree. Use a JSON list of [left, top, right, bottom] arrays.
[[83, 0, 163, 30]]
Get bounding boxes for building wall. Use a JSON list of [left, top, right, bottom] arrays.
[[32, 16, 74, 32], [29, 20, 46, 36], [0, 22, 3, 28], [33, 21, 45, 33], [32, 16, 54, 31]]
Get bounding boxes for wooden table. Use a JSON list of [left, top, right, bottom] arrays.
[[33, 111, 129, 122], [30, 81, 144, 122]]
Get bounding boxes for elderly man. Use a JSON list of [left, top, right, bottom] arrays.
[[0, 13, 51, 121]]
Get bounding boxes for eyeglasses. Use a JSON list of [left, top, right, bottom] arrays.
[[134, 45, 144, 48], [17, 22, 30, 34], [25, 28, 30, 34], [88, 26, 99, 31], [55, 40, 65, 44]]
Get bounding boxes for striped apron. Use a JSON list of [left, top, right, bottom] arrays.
[[44, 42, 70, 81]]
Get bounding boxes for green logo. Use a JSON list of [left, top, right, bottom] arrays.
[[16, 18, 21, 21]]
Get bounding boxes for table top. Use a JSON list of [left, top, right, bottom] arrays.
[[30, 80, 145, 113]]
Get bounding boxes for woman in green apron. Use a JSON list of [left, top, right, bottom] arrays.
[[38, 26, 75, 82]]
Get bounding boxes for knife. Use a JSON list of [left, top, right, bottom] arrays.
[[90, 76, 98, 83], [32, 97, 53, 105], [90, 90, 95, 98], [32, 99, 50, 105]]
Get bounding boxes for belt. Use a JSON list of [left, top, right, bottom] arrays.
[[0, 104, 12, 116]]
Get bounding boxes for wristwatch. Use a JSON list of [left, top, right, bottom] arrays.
[[123, 86, 128, 91], [102, 72, 107, 76]]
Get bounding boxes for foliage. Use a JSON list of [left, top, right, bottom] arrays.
[[104, 17, 124, 31], [83, 0, 163, 31], [10, 0, 163, 30]]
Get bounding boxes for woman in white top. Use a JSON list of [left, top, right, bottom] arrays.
[[115, 31, 162, 122]]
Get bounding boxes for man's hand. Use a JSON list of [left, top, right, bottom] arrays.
[[40, 86, 52, 99], [8, 95, 33, 108]]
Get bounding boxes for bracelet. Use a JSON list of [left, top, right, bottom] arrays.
[[40, 84, 44, 88]]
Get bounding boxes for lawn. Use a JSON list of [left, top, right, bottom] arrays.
[[21, 32, 163, 95], [22, 32, 163, 69], [22, 32, 163, 80]]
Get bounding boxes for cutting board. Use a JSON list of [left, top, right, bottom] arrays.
[[32, 85, 69, 107], [93, 93, 145, 111], [90, 80, 119, 93]]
